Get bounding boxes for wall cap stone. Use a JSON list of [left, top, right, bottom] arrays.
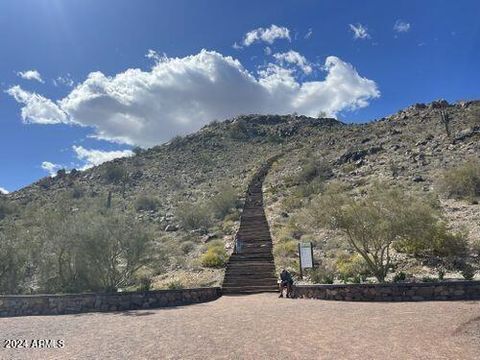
[[0, 287, 221, 299], [296, 280, 480, 290]]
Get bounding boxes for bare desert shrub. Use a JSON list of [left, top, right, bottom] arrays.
[[440, 159, 480, 200], [0, 198, 17, 220], [104, 163, 128, 184], [297, 158, 333, 184], [176, 202, 212, 231], [135, 194, 161, 211], [209, 184, 237, 219]]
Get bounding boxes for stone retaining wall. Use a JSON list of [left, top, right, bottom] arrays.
[[294, 281, 480, 301], [0, 287, 221, 317]]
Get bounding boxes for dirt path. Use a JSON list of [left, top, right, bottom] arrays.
[[1, 293, 479, 360]]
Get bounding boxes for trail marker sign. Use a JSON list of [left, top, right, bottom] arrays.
[[298, 242, 314, 278]]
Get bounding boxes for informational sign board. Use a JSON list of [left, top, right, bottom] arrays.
[[299, 242, 313, 269]]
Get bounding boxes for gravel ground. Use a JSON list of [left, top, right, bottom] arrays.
[[0, 293, 479, 360]]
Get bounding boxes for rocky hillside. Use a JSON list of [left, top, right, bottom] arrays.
[[1, 99, 479, 292]]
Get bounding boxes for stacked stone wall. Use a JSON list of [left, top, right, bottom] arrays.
[[0, 287, 221, 317], [294, 281, 480, 301]]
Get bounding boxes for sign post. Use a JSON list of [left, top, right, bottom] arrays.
[[298, 242, 314, 279]]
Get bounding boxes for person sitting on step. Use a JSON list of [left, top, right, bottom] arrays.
[[279, 269, 294, 298]]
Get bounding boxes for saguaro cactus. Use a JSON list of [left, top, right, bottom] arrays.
[[440, 109, 451, 138]]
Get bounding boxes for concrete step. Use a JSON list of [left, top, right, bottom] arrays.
[[228, 256, 273, 262], [235, 242, 272, 247], [233, 247, 273, 253], [225, 272, 275, 277], [227, 261, 275, 269], [232, 253, 273, 258], [222, 285, 278, 294], [236, 235, 272, 240], [223, 279, 278, 287], [225, 267, 275, 273]]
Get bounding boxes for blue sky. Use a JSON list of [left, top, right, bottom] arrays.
[[1, 0, 479, 192]]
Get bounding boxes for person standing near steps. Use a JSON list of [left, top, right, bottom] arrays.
[[279, 269, 294, 298]]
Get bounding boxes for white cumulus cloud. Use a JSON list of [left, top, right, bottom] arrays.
[[73, 146, 133, 170], [41, 161, 62, 176], [242, 24, 291, 46], [349, 23, 370, 40], [17, 69, 44, 83], [394, 20, 411, 33], [53, 74, 74, 87], [273, 50, 313, 74], [0, 187, 9, 194], [6, 86, 68, 124], [305, 28, 313, 39], [8, 50, 379, 147]]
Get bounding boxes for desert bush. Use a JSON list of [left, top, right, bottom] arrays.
[[0, 199, 16, 220], [223, 211, 240, 223], [440, 159, 480, 200], [472, 239, 480, 267], [342, 163, 356, 174], [209, 184, 237, 219], [282, 194, 303, 211], [200, 240, 227, 268], [309, 264, 335, 284], [430, 227, 468, 258], [473, 239, 480, 253], [461, 264, 475, 280], [295, 178, 325, 198], [167, 280, 184, 289], [222, 219, 236, 235], [71, 186, 85, 199], [176, 202, 212, 231], [396, 222, 467, 259], [228, 121, 251, 140], [196, 152, 215, 167], [169, 135, 184, 148], [104, 163, 128, 184], [336, 254, 370, 283], [135, 195, 160, 211], [297, 158, 333, 184], [181, 241, 196, 254], [273, 240, 297, 258], [137, 275, 153, 291], [393, 272, 407, 282], [266, 134, 284, 144]]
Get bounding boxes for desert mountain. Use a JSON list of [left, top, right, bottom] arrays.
[[1, 99, 479, 292]]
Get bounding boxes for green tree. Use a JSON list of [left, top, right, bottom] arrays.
[[303, 183, 452, 282], [78, 211, 152, 292], [0, 223, 30, 294], [35, 205, 152, 293]]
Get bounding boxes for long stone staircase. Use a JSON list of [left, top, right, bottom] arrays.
[[222, 158, 279, 294]]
